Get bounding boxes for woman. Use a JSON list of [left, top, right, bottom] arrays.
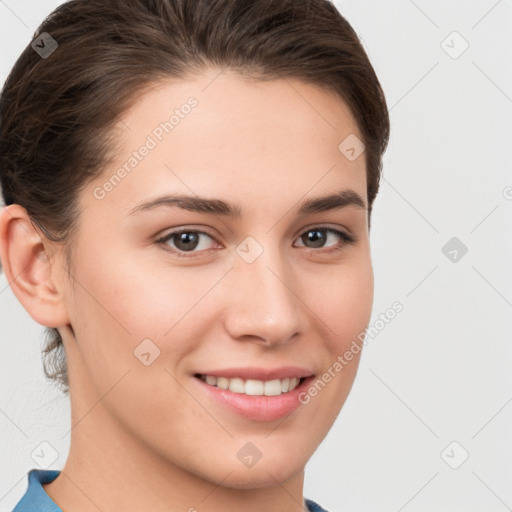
[[0, 0, 390, 510]]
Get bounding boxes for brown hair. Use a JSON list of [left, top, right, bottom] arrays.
[[0, 0, 390, 394]]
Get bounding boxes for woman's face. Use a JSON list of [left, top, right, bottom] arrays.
[[58, 68, 373, 487]]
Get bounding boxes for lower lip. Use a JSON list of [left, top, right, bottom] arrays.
[[193, 375, 315, 422]]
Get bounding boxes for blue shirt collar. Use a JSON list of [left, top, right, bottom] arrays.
[[12, 469, 62, 511]]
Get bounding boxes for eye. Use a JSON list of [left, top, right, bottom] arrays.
[[155, 226, 356, 257], [155, 229, 217, 256], [294, 227, 356, 251]]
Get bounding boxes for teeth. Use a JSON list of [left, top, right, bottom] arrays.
[[264, 379, 282, 396], [245, 379, 264, 395], [217, 377, 229, 390], [228, 378, 245, 394], [205, 375, 217, 386], [199, 375, 303, 396]]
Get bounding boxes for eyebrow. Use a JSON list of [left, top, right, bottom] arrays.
[[128, 189, 367, 217]]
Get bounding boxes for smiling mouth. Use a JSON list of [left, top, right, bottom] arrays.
[[194, 373, 306, 397]]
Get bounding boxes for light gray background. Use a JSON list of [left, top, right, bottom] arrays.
[[1, 1, 511, 511]]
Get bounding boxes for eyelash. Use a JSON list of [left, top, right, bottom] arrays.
[[154, 226, 357, 258]]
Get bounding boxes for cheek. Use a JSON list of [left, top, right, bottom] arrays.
[[300, 254, 373, 413], [66, 245, 219, 388], [71, 238, 202, 337], [66, 255, 207, 442], [312, 254, 374, 351]]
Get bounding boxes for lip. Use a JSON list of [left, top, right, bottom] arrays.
[[192, 372, 316, 422], [194, 366, 314, 381]]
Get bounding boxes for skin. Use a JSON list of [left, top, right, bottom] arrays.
[[0, 67, 373, 512]]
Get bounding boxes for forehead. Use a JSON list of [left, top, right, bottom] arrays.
[[118, 68, 362, 145], [88, 68, 367, 215]]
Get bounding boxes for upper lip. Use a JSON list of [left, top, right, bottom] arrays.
[[195, 366, 314, 381]]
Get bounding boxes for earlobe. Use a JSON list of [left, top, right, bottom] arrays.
[[0, 204, 70, 328]]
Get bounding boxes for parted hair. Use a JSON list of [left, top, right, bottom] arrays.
[[0, 0, 390, 393]]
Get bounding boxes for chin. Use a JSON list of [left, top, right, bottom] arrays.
[[197, 445, 310, 489], [219, 463, 305, 490]]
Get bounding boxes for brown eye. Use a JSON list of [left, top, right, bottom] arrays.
[[156, 230, 217, 255], [172, 231, 200, 251], [295, 228, 355, 250], [300, 228, 328, 248]]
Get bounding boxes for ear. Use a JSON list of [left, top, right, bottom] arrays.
[[0, 204, 70, 328]]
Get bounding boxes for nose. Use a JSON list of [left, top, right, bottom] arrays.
[[222, 243, 306, 347]]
